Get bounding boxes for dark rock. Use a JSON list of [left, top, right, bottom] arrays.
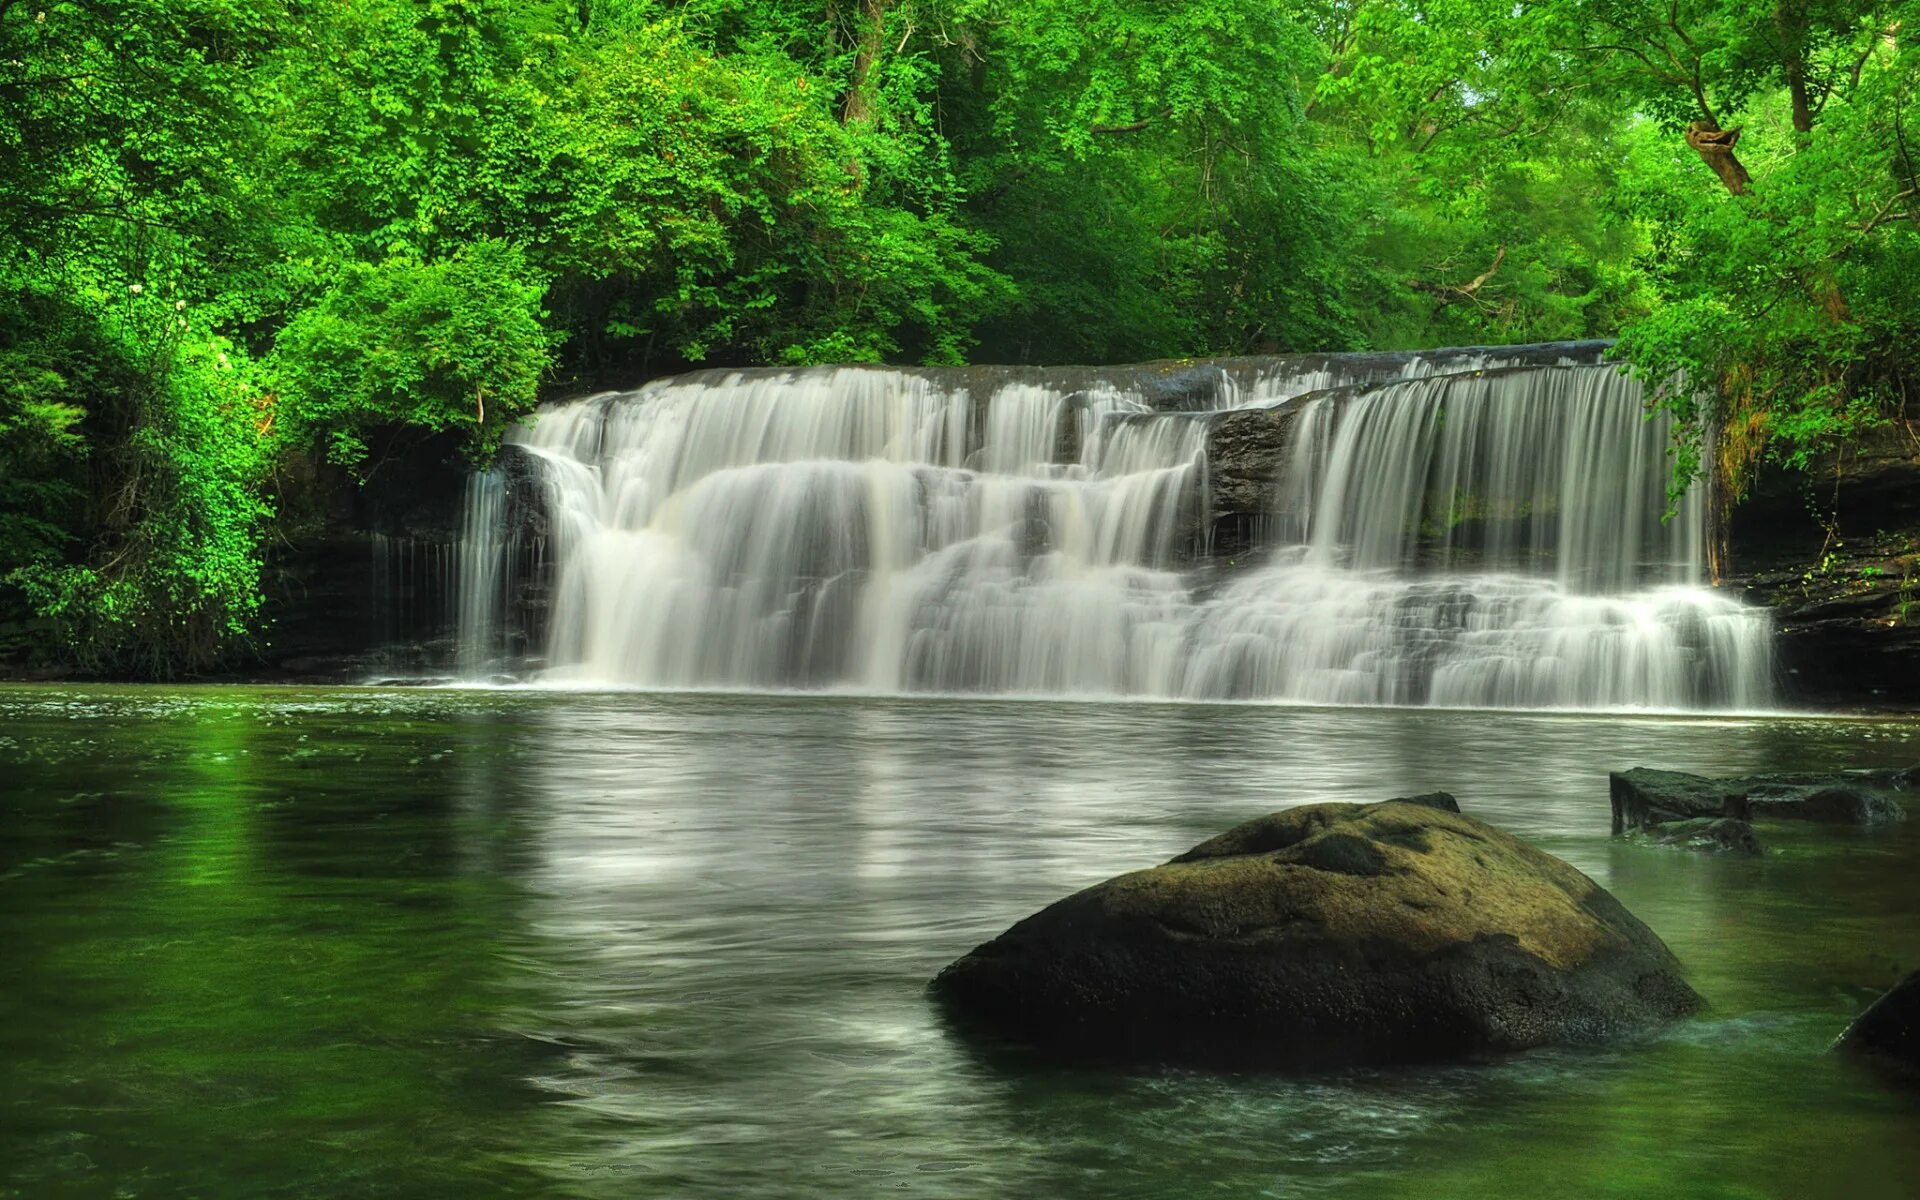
[[1392, 791, 1462, 813], [932, 800, 1702, 1068], [1836, 969, 1920, 1077], [1610, 769, 1744, 832], [1641, 818, 1763, 855], [1745, 784, 1906, 825], [239, 437, 555, 682], [1204, 407, 1297, 557], [1611, 766, 1913, 831], [1725, 421, 1920, 709]]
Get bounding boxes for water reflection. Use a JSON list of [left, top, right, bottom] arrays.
[[1, 687, 1917, 1198]]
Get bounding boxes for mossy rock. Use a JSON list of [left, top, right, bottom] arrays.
[[933, 800, 1702, 1068]]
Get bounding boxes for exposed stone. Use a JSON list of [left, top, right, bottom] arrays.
[[1641, 817, 1763, 855], [1610, 769, 1745, 832], [1392, 791, 1462, 813], [1204, 407, 1296, 558], [1611, 767, 1913, 831], [1745, 783, 1907, 825], [1725, 421, 1920, 710], [933, 800, 1702, 1067], [1836, 969, 1920, 1078], [242, 435, 554, 682]]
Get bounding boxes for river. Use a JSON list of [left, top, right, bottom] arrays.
[[3, 684, 1916, 1197]]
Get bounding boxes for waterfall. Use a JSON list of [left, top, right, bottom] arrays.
[[1288, 367, 1699, 589], [452, 344, 1774, 709], [455, 468, 506, 677]]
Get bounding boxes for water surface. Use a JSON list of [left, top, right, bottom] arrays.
[[2, 686, 1916, 1197]]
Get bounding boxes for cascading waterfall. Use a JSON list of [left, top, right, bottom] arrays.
[[455, 344, 1774, 709], [455, 469, 507, 676], [1188, 364, 1773, 709]]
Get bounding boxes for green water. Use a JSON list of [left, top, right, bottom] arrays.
[[1, 685, 1917, 1198]]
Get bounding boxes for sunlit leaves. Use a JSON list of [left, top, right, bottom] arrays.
[[268, 240, 557, 469]]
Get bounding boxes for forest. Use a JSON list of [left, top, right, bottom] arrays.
[[2, 0, 1917, 674]]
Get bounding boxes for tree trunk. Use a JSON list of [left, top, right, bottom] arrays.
[[1786, 59, 1813, 135], [1685, 121, 1751, 196], [840, 0, 889, 129], [1777, 2, 1813, 136]]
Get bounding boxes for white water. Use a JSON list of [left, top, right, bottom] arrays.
[[455, 470, 506, 676], [459, 346, 1773, 709]]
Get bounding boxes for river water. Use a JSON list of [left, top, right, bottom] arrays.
[[3, 685, 1917, 1197]]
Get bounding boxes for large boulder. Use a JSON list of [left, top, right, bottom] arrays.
[[1836, 969, 1920, 1078], [933, 800, 1702, 1068], [1611, 767, 1915, 832]]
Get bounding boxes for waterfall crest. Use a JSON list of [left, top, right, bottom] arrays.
[[456, 344, 1773, 709]]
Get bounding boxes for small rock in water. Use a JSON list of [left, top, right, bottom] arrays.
[[1836, 969, 1920, 1080], [933, 799, 1701, 1068], [1642, 817, 1762, 856], [1611, 767, 1913, 832]]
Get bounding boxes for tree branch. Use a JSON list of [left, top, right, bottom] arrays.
[[1409, 245, 1506, 306], [1859, 188, 1918, 234]]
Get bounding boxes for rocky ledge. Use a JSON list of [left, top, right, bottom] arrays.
[[1724, 421, 1920, 709], [932, 799, 1701, 1068], [1611, 767, 1914, 834]]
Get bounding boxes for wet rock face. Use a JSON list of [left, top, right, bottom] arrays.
[[933, 800, 1702, 1068], [1204, 407, 1297, 558], [1836, 970, 1920, 1079], [1725, 422, 1920, 709], [1611, 767, 1914, 832], [246, 437, 556, 683]]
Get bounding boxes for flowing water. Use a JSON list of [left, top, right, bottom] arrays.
[[3, 685, 1917, 1199], [464, 345, 1771, 708]]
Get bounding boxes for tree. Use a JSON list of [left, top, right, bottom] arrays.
[[1324, 0, 1920, 494]]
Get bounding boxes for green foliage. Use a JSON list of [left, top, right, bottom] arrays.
[[0, 298, 91, 574], [1615, 35, 1920, 490], [5, 291, 274, 675], [270, 241, 557, 469], [2, 0, 1917, 673], [949, 0, 1370, 361], [1322, 0, 1920, 489], [0, 0, 286, 673]]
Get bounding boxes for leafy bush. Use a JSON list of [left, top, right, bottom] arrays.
[[270, 240, 557, 469], [6, 294, 275, 675]]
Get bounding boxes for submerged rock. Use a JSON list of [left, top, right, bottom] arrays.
[[1641, 817, 1763, 856], [1836, 970, 1920, 1078], [1611, 767, 1914, 832], [933, 800, 1702, 1068]]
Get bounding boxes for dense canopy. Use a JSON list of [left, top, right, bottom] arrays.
[[1, 0, 1916, 672]]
